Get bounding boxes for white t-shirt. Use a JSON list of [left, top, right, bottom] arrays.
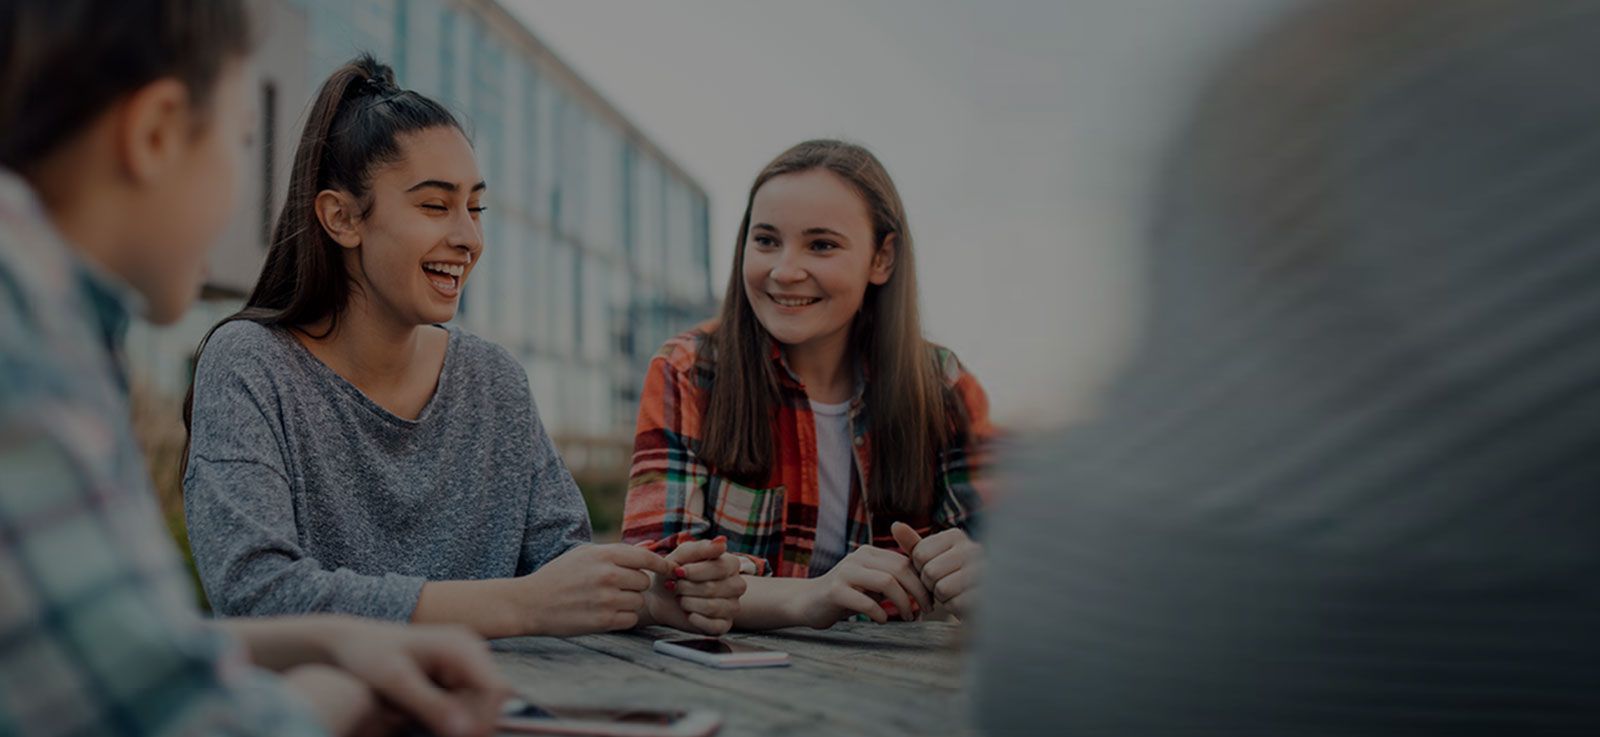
[[808, 398, 855, 576]]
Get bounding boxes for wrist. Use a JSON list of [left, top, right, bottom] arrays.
[[786, 576, 822, 625], [497, 577, 542, 638]]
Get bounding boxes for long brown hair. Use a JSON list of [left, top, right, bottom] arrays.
[[700, 139, 963, 518], [179, 54, 461, 475]]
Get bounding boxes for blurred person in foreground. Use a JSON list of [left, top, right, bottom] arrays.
[[0, 1, 507, 735], [975, 0, 1600, 734]]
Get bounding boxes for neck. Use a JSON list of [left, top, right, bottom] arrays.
[[784, 324, 855, 404], [301, 288, 430, 389], [28, 147, 133, 283]]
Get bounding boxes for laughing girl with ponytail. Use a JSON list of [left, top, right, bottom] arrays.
[[182, 55, 744, 638]]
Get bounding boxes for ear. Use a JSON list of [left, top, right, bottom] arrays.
[[869, 232, 897, 286], [314, 190, 363, 248], [115, 78, 193, 185]]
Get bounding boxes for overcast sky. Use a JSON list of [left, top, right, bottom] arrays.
[[504, 0, 1296, 428]]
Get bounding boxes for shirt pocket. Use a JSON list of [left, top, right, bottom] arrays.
[[708, 477, 786, 563]]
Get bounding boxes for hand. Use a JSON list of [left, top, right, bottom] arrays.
[[644, 536, 746, 635], [792, 545, 933, 628], [892, 523, 983, 617], [319, 619, 509, 737], [517, 543, 676, 635], [282, 663, 383, 737]]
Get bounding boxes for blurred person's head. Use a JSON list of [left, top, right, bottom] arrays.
[[0, 0, 255, 324], [245, 54, 479, 335], [703, 139, 961, 516], [976, 0, 1600, 733]]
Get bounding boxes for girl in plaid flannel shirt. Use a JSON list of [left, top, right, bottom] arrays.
[[625, 140, 997, 629]]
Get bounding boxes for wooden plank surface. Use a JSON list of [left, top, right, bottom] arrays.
[[491, 621, 973, 737]]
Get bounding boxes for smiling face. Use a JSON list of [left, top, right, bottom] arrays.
[[741, 168, 895, 356], [341, 125, 485, 327]]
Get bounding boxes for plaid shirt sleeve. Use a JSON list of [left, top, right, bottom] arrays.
[[933, 353, 999, 538], [622, 351, 769, 576], [0, 400, 328, 737]]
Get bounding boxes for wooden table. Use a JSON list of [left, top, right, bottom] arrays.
[[491, 621, 973, 737]]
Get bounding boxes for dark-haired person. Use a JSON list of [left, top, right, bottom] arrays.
[[181, 56, 745, 639], [622, 140, 997, 629], [0, 2, 509, 736]]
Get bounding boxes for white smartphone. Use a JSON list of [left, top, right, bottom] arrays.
[[497, 697, 721, 737], [652, 637, 791, 669]]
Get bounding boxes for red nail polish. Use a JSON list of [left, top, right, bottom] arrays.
[[713, 535, 727, 544], [674, 566, 688, 579], [665, 579, 676, 592]]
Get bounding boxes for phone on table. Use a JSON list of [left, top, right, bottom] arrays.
[[652, 637, 791, 669], [497, 697, 721, 737]]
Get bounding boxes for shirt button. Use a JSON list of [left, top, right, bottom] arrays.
[[853, 436, 864, 446]]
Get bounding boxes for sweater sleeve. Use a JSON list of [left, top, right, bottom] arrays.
[[182, 326, 425, 621], [515, 388, 593, 575]]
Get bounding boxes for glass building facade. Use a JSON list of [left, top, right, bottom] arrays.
[[127, 0, 716, 475]]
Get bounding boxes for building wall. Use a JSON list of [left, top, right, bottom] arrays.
[[127, 0, 716, 476]]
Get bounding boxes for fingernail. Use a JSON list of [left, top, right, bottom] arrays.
[[713, 535, 727, 544], [665, 579, 677, 591], [674, 566, 688, 579]]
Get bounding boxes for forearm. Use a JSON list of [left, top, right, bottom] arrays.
[[220, 614, 360, 671], [732, 575, 810, 630], [414, 578, 528, 639]]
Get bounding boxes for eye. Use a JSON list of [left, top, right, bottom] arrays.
[[809, 240, 839, 252], [468, 206, 487, 214], [751, 234, 778, 248], [420, 203, 448, 213]]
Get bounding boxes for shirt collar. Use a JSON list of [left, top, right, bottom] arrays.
[[768, 337, 869, 407], [0, 168, 144, 368]]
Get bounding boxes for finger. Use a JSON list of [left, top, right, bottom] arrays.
[[890, 522, 924, 559], [677, 553, 741, 582], [857, 548, 932, 614], [947, 591, 972, 619], [666, 536, 729, 565], [831, 586, 889, 624], [932, 567, 977, 604], [919, 548, 965, 590], [419, 628, 507, 699], [676, 595, 739, 620], [671, 577, 745, 600], [602, 544, 677, 576], [908, 528, 963, 569], [608, 566, 652, 592], [369, 662, 483, 737], [849, 568, 914, 623], [685, 612, 733, 636], [611, 590, 646, 614], [608, 610, 640, 630]]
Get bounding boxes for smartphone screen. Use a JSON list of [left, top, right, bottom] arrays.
[[663, 637, 776, 655], [505, 702, 687, 725]]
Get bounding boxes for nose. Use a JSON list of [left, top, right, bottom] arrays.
[[451, 208, 484, 260], [769, 246, 807, 284]]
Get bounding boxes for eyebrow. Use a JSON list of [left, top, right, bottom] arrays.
[[406, 179, 489, 193], [752, 223, 848, 239]]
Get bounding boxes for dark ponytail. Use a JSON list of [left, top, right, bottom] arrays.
[[180, 54, 462, 474]]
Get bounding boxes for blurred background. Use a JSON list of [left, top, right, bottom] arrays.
[[126, 0, 1300, 548]]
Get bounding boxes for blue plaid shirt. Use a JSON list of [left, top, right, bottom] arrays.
[[0, 170, 327, 736]]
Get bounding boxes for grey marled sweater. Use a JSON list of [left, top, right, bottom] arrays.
[[183, 320, 590, 620]]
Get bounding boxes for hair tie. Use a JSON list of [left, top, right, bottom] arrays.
[[357, 75, 395, 98]]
